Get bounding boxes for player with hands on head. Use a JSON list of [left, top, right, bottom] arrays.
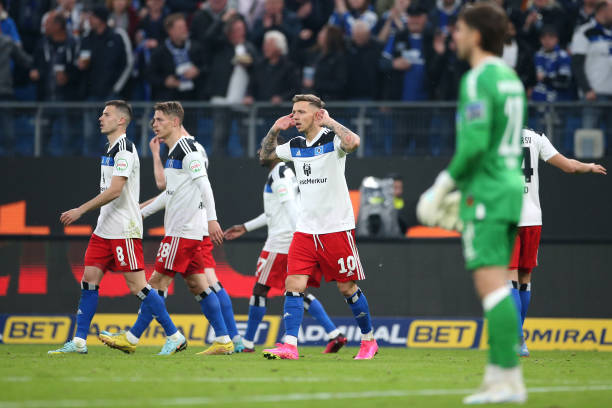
[[258, 94, 377, 361], [224, 139, 347, 353]]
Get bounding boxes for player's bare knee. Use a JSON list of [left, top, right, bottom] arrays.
[[285, 275, 307, 292], [337, 281, 357, 297], [518, 268, 532, 284], [253, 283, 270, 297], [81, 266, 103, 286], [185, 274, 208, 295]]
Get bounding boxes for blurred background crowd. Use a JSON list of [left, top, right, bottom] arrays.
[[1, 0, 611, 105], [1, 0, 611, 157]]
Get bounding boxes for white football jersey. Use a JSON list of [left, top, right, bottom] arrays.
[[163, 137, 208, 240], [186, 135, 210, 236], [519, 129, 559, 227], [263, 162, 299, 253], [94, 135, 143, 239], [276, 128, 355, 234]]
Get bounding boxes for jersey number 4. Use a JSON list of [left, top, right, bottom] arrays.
[[522, 147, 534, 183]]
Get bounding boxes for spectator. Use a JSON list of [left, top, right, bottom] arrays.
[[244, 30, 300, 104], [190, 0, 238, 50], [132, 0, 169, 99], [376, 0, 397, 16], [376, 0, 409, 44], [42, 0, 88, 39], [503, 20, 537, 94], [0, 0, 21, 44], [286, 0, 334, 43], [0, 32, 32, 155], [521, 0, 571, 49], [428, 0, 460, 35], [207, 16, 258, 155], [30, 12, 80, 155], [302, 24, 348, 100], [571, 0, 598, 31], [426, 16, 468, 100], [236, 0, 266, 29], [135, 0, 169, 46], [78, 5, 133, 154], [532, 26, 573, 102], [329, 0, 378, 35], [78, 6, 132, 100], [107, 0, 140, 43], [380, 4, 431, 101], [6, 0, 50, 53], [250, 0, 302, 47], [571, 0, 612, 132], [147, 13, 207, 101], [346, 20, 381, 100], [30, 12, 79, 102]]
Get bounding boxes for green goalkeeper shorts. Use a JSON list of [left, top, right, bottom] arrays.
[[461, 220, 518, 271]]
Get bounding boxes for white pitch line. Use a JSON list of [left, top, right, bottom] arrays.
[[0, 385, 611, 408], [68, 376, 361, 383]]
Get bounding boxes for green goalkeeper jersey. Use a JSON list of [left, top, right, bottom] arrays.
[[448, 57, 526, 223]]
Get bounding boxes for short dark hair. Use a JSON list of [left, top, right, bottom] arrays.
[[153, 101, 184, 124], [52, 13, 66, 30], [105, 100, 132, 125], [387, 173, 403, 181], [292, 94, 325, 109], [459, 2, 509, 56], [164, 13, 185, 32]]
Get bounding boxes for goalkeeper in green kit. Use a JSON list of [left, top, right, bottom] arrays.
[[417, 2, 527, 405]]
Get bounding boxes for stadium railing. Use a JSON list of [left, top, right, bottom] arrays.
[[0, 101, 610, 157]]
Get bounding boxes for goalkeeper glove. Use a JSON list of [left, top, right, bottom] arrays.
[[416, 170, 456, 227]]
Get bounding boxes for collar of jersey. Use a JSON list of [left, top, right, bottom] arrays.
[[168, 136, 190, 155], [107, 134, 127, 152], [269, 161, 284, 177], [304, 128, 327, 147]]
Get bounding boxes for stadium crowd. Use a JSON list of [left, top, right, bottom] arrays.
[[1, 0, 611, 105]]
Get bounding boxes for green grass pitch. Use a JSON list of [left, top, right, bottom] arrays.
[[1, 345, 611, 407]]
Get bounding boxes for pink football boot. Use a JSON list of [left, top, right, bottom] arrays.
[[263, 343, 299, 360], [354, 339, 378, 360]]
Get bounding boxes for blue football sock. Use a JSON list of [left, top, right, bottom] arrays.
[[509, 281, 523, 338], [245, 295, 267, 342], [131, 285, 177, 338], [304, 293, 336, 334], [284, 291, 304, 339], [345, 288, 373, 335], [519, 283, 531, 326], [212, 283, 239, 338], [197, 288, 228, 337], [75, 282, 99, 340]]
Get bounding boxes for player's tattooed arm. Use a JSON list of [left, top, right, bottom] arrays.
[[316, 109, 360, 153], [260, 127, 280, 161], [260, 114, 295, 161]]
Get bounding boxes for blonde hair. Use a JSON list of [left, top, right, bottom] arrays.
[[292, 94, 325, 108]]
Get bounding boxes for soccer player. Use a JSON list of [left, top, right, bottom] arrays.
[[224, 141, 347, 353], [148, 126, 245, 352], [510, 128, 606, 357], [49, 100, 184, 355], [99, 101, 234, 355], [417, 3, 528, 403], [258, 94, 377, 360]]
